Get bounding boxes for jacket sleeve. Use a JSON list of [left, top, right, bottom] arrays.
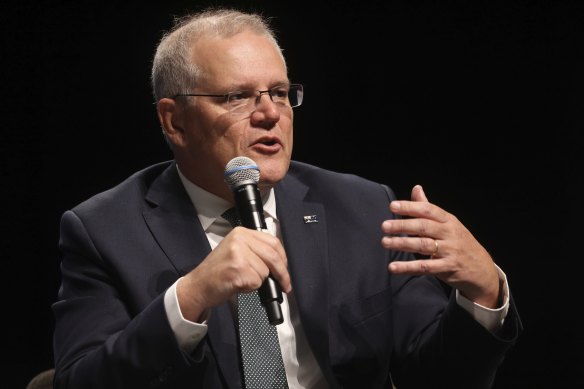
[[52, 210, 211, 388]]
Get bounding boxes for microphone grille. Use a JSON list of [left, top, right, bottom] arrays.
[[224, 156, 260, 188]]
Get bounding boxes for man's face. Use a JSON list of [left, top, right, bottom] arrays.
[[164, 30, 294, 200]]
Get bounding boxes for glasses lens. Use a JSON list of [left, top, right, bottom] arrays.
[[289, 84, 303, 108], [227, 91, 255, 114], [228, 84, 303, 115]]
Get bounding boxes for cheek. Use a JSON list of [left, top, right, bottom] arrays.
[[277, 113, 293, 137], [206, 124, 247, 167], [180, 116, 228, 162], [221, 125, 247, 151], [193, 111, 238, 145], [287, 127, 294, 152]]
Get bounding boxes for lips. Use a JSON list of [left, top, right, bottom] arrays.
[[251, 135, 282, 153]]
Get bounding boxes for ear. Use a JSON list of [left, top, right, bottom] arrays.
[[157, 98, 186, 147]]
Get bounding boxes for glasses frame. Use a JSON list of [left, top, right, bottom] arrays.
[[172, 83, 304, 113]]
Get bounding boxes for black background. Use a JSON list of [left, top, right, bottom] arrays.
[[4, 0, 583, 387]]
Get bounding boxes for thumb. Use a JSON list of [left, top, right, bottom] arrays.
[[411, 184, 429, 202]]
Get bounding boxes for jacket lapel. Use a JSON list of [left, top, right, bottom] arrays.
[[275, 174, 330, 370], [142, 163, 240, 388], [142, 164, 210, 274]]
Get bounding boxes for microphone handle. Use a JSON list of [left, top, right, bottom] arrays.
[[233, 184, 284, 325]]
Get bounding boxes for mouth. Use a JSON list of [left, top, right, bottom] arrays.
[[254, 136, 282, 146], [251, 136, 282, 154]]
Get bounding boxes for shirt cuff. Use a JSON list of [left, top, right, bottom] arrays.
[[163, 277, 209, 353], [455, 264, 510, 332]]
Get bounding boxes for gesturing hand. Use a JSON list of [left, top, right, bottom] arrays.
[[381, 185, 501, 308]]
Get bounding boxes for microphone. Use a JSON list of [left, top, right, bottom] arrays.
[[223, 156, 284, 325]]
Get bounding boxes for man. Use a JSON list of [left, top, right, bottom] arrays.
[[52, 8, 521, 389]]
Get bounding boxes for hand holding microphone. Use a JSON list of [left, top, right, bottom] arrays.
[[223, 156, 285, 325]]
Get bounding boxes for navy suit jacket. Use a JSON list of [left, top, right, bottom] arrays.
[[53, 160, 521, 388]]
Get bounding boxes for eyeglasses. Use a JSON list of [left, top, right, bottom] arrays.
[[172, 83, 303, 115]]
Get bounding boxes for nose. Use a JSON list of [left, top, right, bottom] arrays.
[[251, 92, 281, 124], [255, 90, 274, 104], [255, 91, 280, 113]]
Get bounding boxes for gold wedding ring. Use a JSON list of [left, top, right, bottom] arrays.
[[431, 239, 439, 258]]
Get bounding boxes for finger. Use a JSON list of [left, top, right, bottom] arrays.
[[411, 184, 429, 202], [381, 235, 441, 256], [226, 228, 291, 293], [389, 199, 448, 223], [217, 232, 269, 291], [382, 217, 437, 238], [247, 231, 292, 293], [388, 258, 449, 275]]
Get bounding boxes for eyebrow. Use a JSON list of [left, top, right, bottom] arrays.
[[222, 81, 291, 91]]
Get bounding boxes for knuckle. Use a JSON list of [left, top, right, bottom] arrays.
[[418, 237, 425, 252], [425, 238, 435, 252], [418, 219, 430, 235], [420, 202, 433, 216], [266, 234, 281, 249]]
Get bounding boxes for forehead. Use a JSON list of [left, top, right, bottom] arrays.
[[191, 30, 288, 89]]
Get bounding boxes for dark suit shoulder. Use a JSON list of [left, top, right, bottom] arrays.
[[287, 160, 396, 201], [70, 161, 173, 216]]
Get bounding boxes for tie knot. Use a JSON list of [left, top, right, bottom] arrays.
[[221, 207, 242, 228]]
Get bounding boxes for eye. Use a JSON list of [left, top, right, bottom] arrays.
[[271, 87, 289, 100], [228, 90, 254, 103]]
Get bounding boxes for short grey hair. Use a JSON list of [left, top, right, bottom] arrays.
[[151, 8, 285, 102]]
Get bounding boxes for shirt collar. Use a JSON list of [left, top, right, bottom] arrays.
[[176, 165, 277, 231]]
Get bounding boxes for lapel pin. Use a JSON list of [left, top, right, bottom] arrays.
[[303, 215, 318, 224]]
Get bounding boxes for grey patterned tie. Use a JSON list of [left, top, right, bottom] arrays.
[[221, 207, 289, 389]]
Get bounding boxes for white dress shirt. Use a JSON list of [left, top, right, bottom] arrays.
[[163, 166, 510, 388]]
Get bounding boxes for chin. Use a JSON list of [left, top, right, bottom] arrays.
[[258, 162, 288, 187]]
